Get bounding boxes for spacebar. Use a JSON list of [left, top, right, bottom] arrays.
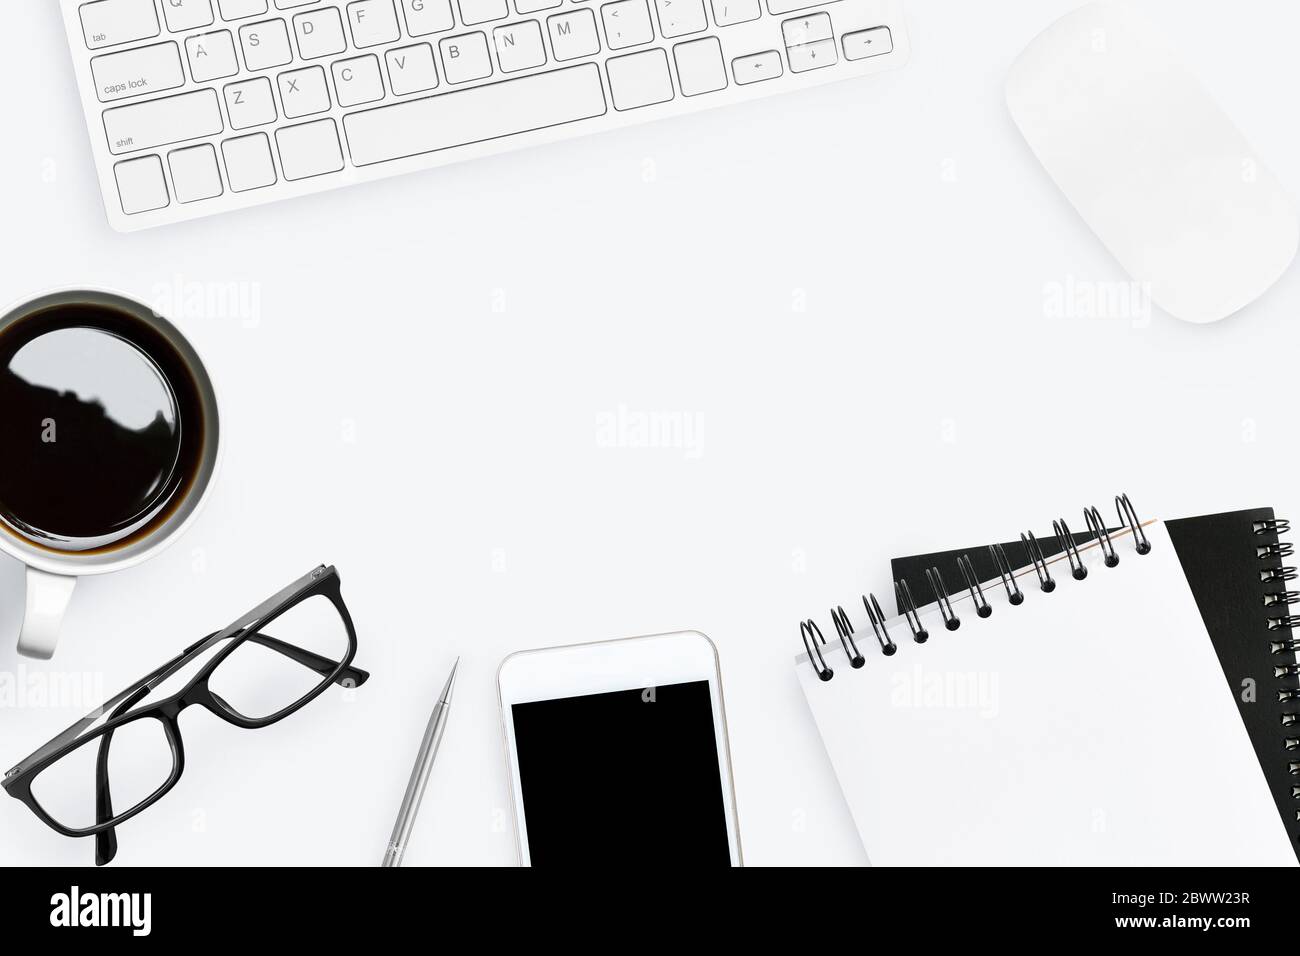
[[343, 63, 608, 167]]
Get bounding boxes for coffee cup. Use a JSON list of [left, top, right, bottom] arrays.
[[0, 289, 221, 659]]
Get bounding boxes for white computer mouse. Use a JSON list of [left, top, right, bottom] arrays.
[[1006, 1, 1298, 324]]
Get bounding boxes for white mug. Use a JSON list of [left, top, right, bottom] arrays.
[[0, 289, 221, 659]]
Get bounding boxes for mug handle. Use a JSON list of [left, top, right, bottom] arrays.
[[17, 568, 77, 660]]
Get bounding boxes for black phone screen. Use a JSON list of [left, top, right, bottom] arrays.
[[510, 680, 733, 865]]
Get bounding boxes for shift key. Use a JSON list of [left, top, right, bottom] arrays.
[[103, 89, 224, 155]]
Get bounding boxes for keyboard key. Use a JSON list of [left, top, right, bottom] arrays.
[[440, 32, 493, 83], [731, 49, 780, 84], [400, 0, 455, 35], [347, 0, 402, 45], [240, 19, 293, 70], [516, 0, 562, 12], [276, 118, 345, 179], [279, 64, 333, 116], [222, 132, 278, 190], [786, 37, 834, 72], [90, 42, 185, 103], [547, 9, 599, 61], [781, 12, 830, 47], [104, 88, 224, 154], [275, 0, 321, 7], [332, 55, 386, 106], [654, 0, 706, 39], [710, 0, 758, 26], [113, 155, 169, 213], [601, 1, 653, 50], [164, 0, 216, 32], [186, 30, 239, 81], [343, 62, 606, 165], [605, 48, 672, 110], [672, 36, 724, 95], [81, 0, 160, 50], [220, 0, 270, 18], [168, 144, 225, 202], [765, 0, 826, 13], [843, 26, 892, 61], [459, 0, 509, 25], [385, 44, 440, 94], [224, 75, 279, 127], [293, 8, 348, 58], [494, 21, 546, 73]]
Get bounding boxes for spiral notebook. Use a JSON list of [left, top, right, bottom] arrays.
[[795, 497, 1298, 866], [890, 506, 1300, 862]]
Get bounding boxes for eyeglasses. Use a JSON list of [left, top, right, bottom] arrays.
[[2, 565, 368, 865]]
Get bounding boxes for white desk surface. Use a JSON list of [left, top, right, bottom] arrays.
[[2, 0, 1299, 866]]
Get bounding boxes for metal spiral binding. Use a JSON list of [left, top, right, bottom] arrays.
[[830, 606, 866, 669], [800, 620, 832, 681], [1117, 493, 1151, 554], [1053, 519, 1088, 580], [1258, 517, 1300, 829], [988, 543, 1024, 605], [895, 579, 929, 644], [1085, 506, 1120, 567], [958, 554, 993, 618], [1020, 531, 1056, 592], [798, 493, 1149, 681], [926, 567, 961, 631], [863, 593, 898, 656]]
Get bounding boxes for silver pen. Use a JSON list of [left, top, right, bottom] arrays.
[[381, 658, 458, 867]]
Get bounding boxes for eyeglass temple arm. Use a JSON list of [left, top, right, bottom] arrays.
[[8, 648, 195, 778], [93, 683, 153, 866], [182, 630, 370, 687]]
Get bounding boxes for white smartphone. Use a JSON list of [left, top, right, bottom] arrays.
[[497, 631, 743, 866]]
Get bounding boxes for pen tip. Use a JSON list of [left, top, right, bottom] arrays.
[[440, 658, 459, 704]]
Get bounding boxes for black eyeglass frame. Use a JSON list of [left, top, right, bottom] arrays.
[[2, 565, 367, 849]]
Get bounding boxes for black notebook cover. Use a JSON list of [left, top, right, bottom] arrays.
[[889, 508, 1300, 861]]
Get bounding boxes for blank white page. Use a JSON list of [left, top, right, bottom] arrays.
[[797, 522, 1296, 866]]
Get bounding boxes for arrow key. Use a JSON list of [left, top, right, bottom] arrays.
[[781, 11, 831, 47], [843, 26, 893, 61], [787, 37, 835, 73], [731, 49, 782, 85]]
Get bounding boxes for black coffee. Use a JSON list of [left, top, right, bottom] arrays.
[[0, 302, 206, 553]]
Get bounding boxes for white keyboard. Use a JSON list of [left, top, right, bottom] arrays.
[[61, 0, 909, 231]]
